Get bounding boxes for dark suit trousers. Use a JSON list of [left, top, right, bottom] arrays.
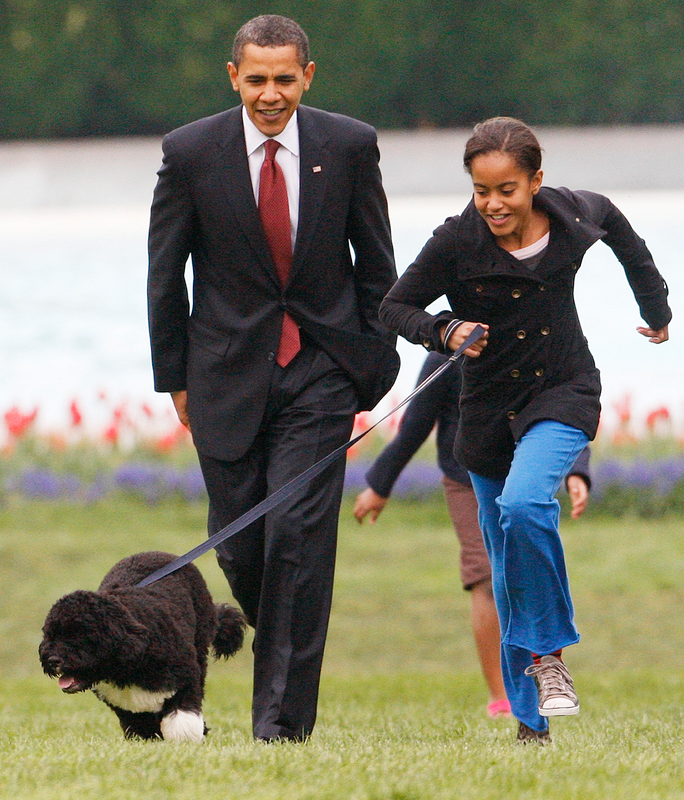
[[197, 342, 358, 741]]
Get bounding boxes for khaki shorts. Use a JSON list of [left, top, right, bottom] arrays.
[[441, 475, 491, 590]]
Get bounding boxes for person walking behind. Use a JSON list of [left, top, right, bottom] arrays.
[[379, 117, 670, 742], [354, 351, 591, 719]]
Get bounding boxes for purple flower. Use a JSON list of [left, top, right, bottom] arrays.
[[9, 469, 81, 499]]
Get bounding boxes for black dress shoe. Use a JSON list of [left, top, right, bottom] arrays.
[[255, 734, 306, 744]]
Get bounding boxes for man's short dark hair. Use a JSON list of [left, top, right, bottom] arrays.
[[232, 15, 310, 68]]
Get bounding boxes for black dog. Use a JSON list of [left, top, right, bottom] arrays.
[[39, 551, 246, 741]]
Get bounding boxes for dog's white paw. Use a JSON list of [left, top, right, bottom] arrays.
[[160, 710, 205, 742]]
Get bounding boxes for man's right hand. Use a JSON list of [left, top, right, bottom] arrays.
[[354, 487, 388, 524], [171, 390, 191, 431]]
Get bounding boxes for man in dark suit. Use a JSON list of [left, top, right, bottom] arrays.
[[147, 15, 398, 742]]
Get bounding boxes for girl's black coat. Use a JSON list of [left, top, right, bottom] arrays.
[[380, 187, 671, 478]]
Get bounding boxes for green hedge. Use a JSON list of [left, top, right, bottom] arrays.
[[2, 0, 684, 138]]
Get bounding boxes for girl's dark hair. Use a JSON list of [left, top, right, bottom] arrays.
[[463, 117, 542, 178]]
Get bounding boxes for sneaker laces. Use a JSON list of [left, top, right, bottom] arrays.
[[524, 659, 574, 697]]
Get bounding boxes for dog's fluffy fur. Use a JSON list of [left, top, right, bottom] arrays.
[[39, 551, 246, 741]]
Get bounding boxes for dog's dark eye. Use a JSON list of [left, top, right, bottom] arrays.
[[58, 624, 82, 639]]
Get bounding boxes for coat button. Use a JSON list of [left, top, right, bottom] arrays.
[[541, 326, 550, 335], [512, 289, 522, 298], [516, 330, 526, 339], [507, 411, 517, 420], [535, 367, 544, 377], [475, 284, 483, 293], [268, 352, 275, 361], [422, 339, 431, 349], [539, 285, 546, 291], [572, 263, 578, 270], [511, 369, 520, 378]]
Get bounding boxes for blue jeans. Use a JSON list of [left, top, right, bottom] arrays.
[[469, 420, 589, 731]]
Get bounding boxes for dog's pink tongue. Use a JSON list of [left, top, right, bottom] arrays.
[[58, 676, 77, 690]]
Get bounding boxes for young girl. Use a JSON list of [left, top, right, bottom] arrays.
[[379, 117, 670, 743]]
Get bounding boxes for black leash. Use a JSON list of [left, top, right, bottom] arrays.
[[138, 325, 485, 588]]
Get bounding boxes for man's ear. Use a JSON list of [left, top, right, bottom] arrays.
[[227, 62, 239, 92], [303, 61, 315, 91]]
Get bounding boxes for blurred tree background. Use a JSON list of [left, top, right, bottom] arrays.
[[1, 0, 683, 139]]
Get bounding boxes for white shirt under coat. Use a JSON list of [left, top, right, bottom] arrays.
[[242, 106, 300, 252]]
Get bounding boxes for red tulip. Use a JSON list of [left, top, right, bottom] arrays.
[[69, 400, 83, 427], [4, 406, 38, 437], [645, 406, 670, 432]]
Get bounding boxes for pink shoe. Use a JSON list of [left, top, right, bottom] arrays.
[[487, 699, 512, 718]]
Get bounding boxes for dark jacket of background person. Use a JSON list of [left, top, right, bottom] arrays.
[[148, 104, 399, 462], [366, 352, 591, 498], [380, 187, 671, 478], [367, 352, 470, 494]]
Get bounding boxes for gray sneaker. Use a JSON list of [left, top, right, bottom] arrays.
[[524, 655, 580, 717], [517, 720, 551, 744]]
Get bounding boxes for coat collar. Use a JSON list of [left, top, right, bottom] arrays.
[[291, 105, 331, 277], [208, 104, 330, 287], [210, 107, 277, 284], [455, 186, 607, 278]]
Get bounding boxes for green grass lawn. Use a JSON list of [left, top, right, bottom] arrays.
[[2, 497, 684, 798]]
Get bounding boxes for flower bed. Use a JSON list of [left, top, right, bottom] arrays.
[[3, 395, 684, 515]]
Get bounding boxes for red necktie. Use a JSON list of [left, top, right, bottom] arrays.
[[258, 139, 301, 367]]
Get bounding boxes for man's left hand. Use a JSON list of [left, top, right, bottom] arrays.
[[171, 390, 191, 431]]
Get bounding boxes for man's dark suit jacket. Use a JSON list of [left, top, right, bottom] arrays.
[[148, 104, 400, 461]]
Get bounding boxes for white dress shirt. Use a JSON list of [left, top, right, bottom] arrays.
[[242, 106, 300, 251]]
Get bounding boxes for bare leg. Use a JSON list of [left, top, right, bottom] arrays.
[[470, 578, 507, 705], [442, 477, 508, 712]]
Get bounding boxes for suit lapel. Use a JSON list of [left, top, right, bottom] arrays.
[[292, 107, 330, 281], [212, 108, 279, 286], [210, 106, 330, 287]]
